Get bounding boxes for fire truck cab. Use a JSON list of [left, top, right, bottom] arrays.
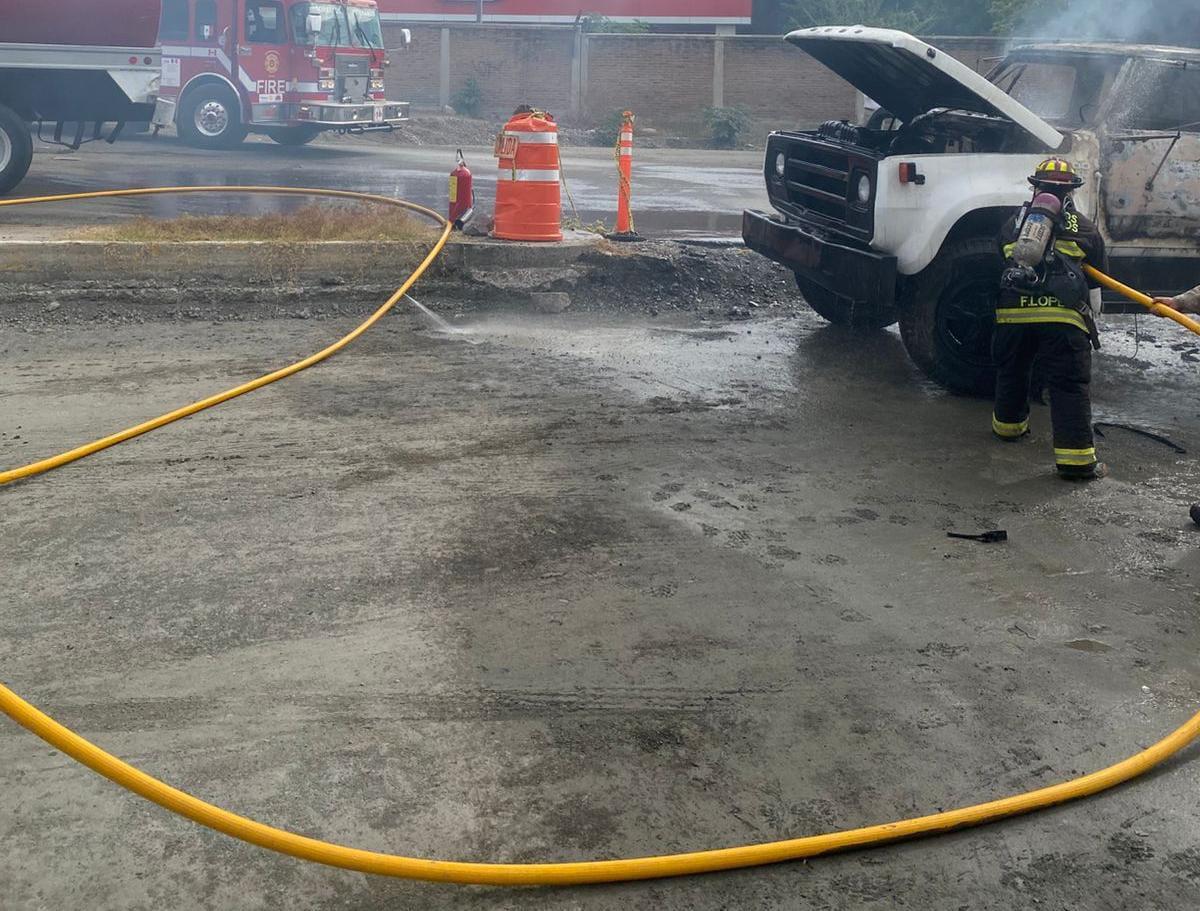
[[153, 0, 409, 148]]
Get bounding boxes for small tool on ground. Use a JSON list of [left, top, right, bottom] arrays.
[[947, 530, 1009, 544]]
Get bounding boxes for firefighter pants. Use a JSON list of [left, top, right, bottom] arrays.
[[992, 322, 1097, 475]]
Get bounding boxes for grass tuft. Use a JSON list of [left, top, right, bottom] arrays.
[[73, 204, 439, 243]]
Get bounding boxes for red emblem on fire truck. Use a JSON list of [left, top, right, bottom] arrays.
[[264, 51, 281, 75]]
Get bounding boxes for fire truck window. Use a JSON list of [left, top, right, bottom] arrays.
[[158, 0, 189, 42], [291, 3, 351, 47], [245, 3, 285, 44], [194, 0, 218, 43]]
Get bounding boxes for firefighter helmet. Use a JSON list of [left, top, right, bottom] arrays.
[[1029, 157, 1085, 190]]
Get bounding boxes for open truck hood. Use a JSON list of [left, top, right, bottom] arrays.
[[786, 26, 1064, 150]]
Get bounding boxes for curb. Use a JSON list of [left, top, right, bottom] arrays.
[[0, 231, 606, 288]]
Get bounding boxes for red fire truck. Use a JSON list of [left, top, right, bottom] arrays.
[[0, 0, 410, 195], [0, 0, 162, 194], [152, 0, 410, 149]]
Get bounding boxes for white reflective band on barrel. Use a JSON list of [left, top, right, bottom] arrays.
[[499, 169, 561, 182], [504, 130, 558, 144], [620, 131, 633, 141], [619, 148, 632, 157]]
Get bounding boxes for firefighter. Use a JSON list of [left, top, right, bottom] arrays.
[[992, 158, 1109, 481], [1153, 284, 1200, 315]]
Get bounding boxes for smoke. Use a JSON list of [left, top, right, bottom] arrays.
[[1003, 0, 1200, 46]]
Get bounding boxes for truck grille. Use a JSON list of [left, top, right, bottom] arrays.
[[784, 145, 850, 221], [765, 132, 879, 243], [336, 55, 369, 101], [335, 55, 369, 77]]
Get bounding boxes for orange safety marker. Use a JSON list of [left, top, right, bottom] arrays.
[[613, 111, 637, 238], [493, 109, 563, 242]]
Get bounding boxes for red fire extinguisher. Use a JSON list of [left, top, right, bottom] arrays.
[[448, 149, 474, 229]]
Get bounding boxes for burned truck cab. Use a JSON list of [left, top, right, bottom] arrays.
[[744, 28, 1200, 394]]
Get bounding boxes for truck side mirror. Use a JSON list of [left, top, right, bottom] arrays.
[[307, 12, 323, 35], [202, 24, 213, 40]]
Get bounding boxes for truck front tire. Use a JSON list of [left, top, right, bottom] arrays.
[[178, 84, 247, 150], [898, 237, 1002, 396], [794, 274, 898, 331], [0, 103, 34, 196]]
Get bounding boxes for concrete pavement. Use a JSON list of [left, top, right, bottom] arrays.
[[2, 296, 1200, 909]]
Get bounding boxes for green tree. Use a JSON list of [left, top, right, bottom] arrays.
[[989, 0, 1041, 32], [579, 15, 651, 33]]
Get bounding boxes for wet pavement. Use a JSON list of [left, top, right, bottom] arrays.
[[2, 295, 1200, 910], [6, 134, 768, 239]]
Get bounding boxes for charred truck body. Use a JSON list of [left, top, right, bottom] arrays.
[[0, 0, 410, 195], [743, 28, 1200, 394]]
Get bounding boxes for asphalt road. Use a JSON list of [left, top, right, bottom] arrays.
[[6, 133, 769, 239], [2, 292, 1200, 908]]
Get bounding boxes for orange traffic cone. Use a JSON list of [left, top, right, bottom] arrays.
[[610, 111, 641, 241]]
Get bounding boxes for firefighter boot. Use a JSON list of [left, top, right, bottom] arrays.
[[1059, 462, 1108, 482]]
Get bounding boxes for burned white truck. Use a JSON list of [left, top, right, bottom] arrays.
[[743, 28, 1200, 394]]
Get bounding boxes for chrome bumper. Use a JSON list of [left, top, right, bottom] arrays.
[[293, 101, 410, 127]]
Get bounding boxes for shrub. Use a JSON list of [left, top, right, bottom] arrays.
[[580, 15, 650, 33], [592, 109, 627, 147], [452, 77, 484, 118], [703, 105, 752, 149]]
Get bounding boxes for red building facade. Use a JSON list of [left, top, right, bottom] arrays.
[[377, 0, 751, 26]]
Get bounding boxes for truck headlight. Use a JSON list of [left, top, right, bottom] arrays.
[[774, 153, 786, 179], [857, 174, 872, 204]]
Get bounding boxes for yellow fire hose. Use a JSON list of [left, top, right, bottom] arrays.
[[1085, 264, 1200, 338], [0, 683, 1196, 886], [1, 191, 1198, 886], [0, 186, 453, 487]]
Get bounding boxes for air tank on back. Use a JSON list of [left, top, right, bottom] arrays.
[[0, 0, 161, 48], [1011, 193, 1064, 269]]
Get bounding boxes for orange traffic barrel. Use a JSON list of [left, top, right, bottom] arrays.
[[493, 110, 562, 242]]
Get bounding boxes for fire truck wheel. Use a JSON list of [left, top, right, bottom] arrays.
[[898, 237, 1002, 397], [266, 126, 321, 147], [794, 274, 897, 331], [178, 84, 247, 150], [0, 103, 34, 196]]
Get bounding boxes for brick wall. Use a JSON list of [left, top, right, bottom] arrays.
[[449, 27, 576, 116], [722, 36, 856, 127], [584, 35, 715, 130], [386, 25, 442, 108], [384, 24, 577, 118], [382, 25, 1013, 135]]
